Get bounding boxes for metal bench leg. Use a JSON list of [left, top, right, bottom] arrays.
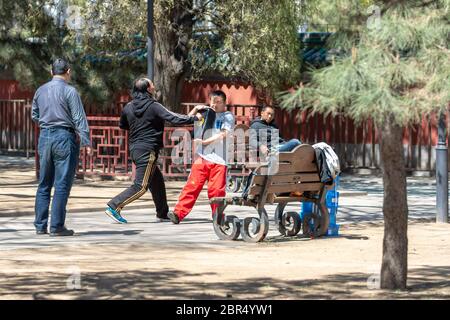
[[317, 192, 330, 236], [241, 207, 269, 243], [212, 204, 241, 240], [302, 188, 330, 237]]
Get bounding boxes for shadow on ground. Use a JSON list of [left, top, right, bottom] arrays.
[[1, 266, 449, 299]]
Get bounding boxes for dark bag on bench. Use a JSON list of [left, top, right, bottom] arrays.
[[314, 148, 334, 185]]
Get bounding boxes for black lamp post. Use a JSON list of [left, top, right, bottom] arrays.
[[436, 110, 449, 223], [147, 0, 154, 81]]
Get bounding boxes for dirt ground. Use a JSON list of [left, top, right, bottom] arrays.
[[1, 221, 449, 300], [1, 156, 449, 300]]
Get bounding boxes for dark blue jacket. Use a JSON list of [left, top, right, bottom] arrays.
[[249, 117, 285, 150]]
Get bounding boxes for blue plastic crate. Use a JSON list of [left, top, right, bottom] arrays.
[[301, 202, 314, 215], [299, 175, 340, 236], [329, 207, 337, 224], [326, 190, 339, 208], [326, 223, 340, 236]]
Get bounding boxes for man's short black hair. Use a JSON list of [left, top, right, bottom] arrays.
[[262, 105, 275, 112], [51, 58, 70, 75], [209, 90, 226, 102], [132, 77, 151, 95]]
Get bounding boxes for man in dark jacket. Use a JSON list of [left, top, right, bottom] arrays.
[[249, 105, 301, 156], [243, 105, 302, 198], [105, 77, 202, 223]]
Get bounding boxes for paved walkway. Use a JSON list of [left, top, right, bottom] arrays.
[[0, 155, 442, 250], [1, 155, 450, 299]]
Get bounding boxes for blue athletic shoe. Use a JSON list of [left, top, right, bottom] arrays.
[[105, 207, 128, 224]]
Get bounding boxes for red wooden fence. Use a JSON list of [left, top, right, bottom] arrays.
[[2, 100, 449, 178], [78, 116, 130, 176], [0, 99, 34, 158], [275, 109, 448, 172]]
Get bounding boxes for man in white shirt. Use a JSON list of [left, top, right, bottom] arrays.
[[168, 90, 235, 224]]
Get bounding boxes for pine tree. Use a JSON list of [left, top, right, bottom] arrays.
[[0, 0, 303, 111], [280, 0, 450, 290]]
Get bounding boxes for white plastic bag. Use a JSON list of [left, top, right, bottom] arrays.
[[312, 142, 341, 179]]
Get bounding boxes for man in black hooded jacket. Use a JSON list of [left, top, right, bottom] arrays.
[[105, 77, 202, 223]]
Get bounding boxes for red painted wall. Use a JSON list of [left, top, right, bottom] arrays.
[[182, 80, 262, 105], [0, 80, 33, 100], [0, 79, 262, 104], [0, 79, 442, 147]]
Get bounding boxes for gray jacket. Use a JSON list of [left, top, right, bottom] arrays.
[[32, 77, 90, 146]]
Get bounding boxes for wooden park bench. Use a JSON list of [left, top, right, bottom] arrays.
[[210, 143, 332, 242]]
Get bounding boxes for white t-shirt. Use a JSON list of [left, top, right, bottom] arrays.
[[197, 111, 235, 166]]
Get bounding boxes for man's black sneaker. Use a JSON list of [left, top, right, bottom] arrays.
[[167, 211, 180, 224], [50, 228, 75, 237], [36, 230, 48, 235]]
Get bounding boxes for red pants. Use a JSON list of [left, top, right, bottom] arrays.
[[174, 157, 227, 221]]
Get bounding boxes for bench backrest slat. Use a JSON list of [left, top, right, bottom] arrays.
[[254, 162, 318, 174], [251, 172, 320, 185], [246, 144, 321, 197], [249, 182, 323, 196]]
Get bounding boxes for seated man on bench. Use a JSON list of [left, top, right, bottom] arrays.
[[249, 105, 301, 157], [243, 105, 302, 197]]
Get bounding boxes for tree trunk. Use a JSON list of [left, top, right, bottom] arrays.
[[379, 116, 408, 290], [153, 1, 194, 113]]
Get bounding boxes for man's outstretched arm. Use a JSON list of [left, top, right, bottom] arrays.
[[154, 103, 200, 124]]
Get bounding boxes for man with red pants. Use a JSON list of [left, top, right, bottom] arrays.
[[168, 90, 235, 224]]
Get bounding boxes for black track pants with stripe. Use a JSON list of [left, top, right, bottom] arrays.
[[107, 149, 169, 217]]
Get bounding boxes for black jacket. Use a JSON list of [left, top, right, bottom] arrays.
[[120, 92, 196, 152], [249, 117, 285, 150], [314, 148, 334, 185]]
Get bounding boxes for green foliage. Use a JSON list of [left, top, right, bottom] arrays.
[[1, 0, 304, 107], [0, 0, 151, 105], [279, 0, 450, 126], [190, 0, 302, 95], [0, 0, 64, 88]]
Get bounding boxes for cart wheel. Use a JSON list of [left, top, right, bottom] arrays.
[[241, 208, 269, 242], [226, 176, 242, 193], [281, 212, 302, 237], [213, 207, 241, 241]]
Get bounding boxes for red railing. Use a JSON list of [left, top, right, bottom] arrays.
[[1, 100, 449, 178], [74, 104, 263, 179], [159, 126, 193, 178], [275, 109, 450, 171], [0, 99, 34, 157], [78, 116, 130, 176]]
